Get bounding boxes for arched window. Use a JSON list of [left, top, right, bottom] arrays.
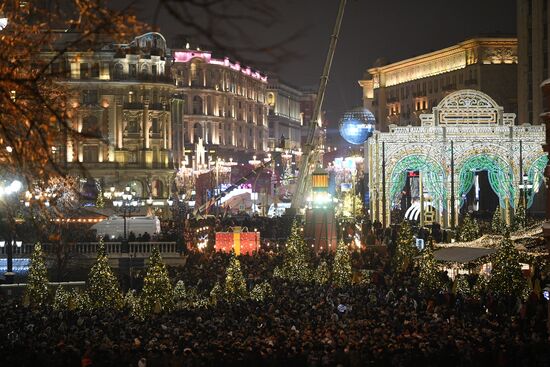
[[141, 64, 148, 78], [206, 95, 213, 115], [193, 123, 203, 143], [193, 95, 203, 115], [152, 179, 164, 198]]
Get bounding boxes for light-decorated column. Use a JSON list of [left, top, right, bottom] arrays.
[[143, 99, 150, 149], [116, 96, 123, 149]]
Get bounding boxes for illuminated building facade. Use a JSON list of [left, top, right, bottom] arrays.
[[171, 48, 269, 171], [266, 76, 307, 151], [359, 38, 518, 131], [517, 0, 549, 125], [54, 32, 175, 200]]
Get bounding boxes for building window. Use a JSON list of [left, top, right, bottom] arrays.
[[129, 64, 137, 78], [83, 145, 99, 162], [113, 63, 123, 79], [152, 64, 157, 77], [127, 119, 140, 134], [91, 63, 100, 78], [80, 63, 90, 79], [82, 115, 100, 135], [151, 117, 160, 134], [193, 96, 203, 115], [82, 90, 98, 105]]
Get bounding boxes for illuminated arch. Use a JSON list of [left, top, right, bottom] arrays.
[[525, 154, 548, 208], [389, 154, 447, 211], [457, 153, 515, 208]]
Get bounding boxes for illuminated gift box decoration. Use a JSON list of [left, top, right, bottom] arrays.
[[215, 226, 260, 255]]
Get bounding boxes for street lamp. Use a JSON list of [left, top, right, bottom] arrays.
[[0, 179, 23, 283], [112, 186, 139, 252]]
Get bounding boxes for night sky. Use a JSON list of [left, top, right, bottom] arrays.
[[130, 0, 516, 143]]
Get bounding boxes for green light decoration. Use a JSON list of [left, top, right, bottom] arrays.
[[457, 154, 515, 209], [389, 154, 447, 210], [525, 154, 548, 208], [24, 243, 49, 308], [332, 240, 352, 287], [454, 275, 473, 298], [96, 187, 105, 208], [224, 253, 248, 302], [488, 235, 527, 299], [141, 246, 173, 314], [87, 240, 122, 310], [53, 285, 69, 310], [281, 219, 311, 282], [393, 221, 417, 272], [209, 281, 224, 305]]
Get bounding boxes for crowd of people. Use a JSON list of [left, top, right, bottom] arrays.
[[1, 245, 549, 366]]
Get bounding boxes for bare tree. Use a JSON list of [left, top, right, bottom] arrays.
[[0, 0, 144, 185], [152, 0, 302, 70]]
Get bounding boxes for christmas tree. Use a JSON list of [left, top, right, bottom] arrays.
[[393, 221, 416, 272], [250, 281, 273, 302], [87, 240, 122, 310], [332, 240, 352, 288], [96, 187, 105, 208], [209, 281, 224, 305], [314, 260, 330, 285], [512, 201, 527, 231], [24, 243, 50, 307], [418, 239, 443, 294], [488, 235, 526, 298], [281, 219, 311, 282], [53, 285, 69, 310], [224, 252, 248, 302], [458, 214, 479, 242], [141, 246, 173, 314], [455, 275, 472, 298], [491, 206, 504, 234], [473, 273, 489, 297]]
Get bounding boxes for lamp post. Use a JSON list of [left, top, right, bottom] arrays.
[[112, 186, 139, 252], [0, 179, 23, 283], [519, 174, 533, 214]]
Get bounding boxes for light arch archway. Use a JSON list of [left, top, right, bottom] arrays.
[[457, 153, 515, 209]]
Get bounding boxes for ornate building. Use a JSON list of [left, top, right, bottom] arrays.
[[366, 89, 546, 228], [57, 32, 175, 199], [359, 38, 518, 131], [171, 48, 269, 171]]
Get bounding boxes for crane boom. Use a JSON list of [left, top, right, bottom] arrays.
[[291, 0, 347, 209]]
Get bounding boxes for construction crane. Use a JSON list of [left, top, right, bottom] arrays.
[[291, 0, 347, 210]]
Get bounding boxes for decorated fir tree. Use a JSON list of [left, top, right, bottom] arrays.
[[473, 273, 489, 297], [314, 260, 330, 285], [209, 281, 224, 305], [281, 219, 311, 282], [224, 252, 248, 302], [24, 243, 49, 307], [87, 240, 122, 310], [393, 221, 417, 272], [250, 281, 273, 302], [53, 285, 69, 310], [491, 206, 504, 234], [455, 275, 472, 298], [332, 240, 352, 288], [512, 201, 527, 231], [458, 214, 480, 242], [418, 240, 443, 294], [141, 246, 173, 314], [96, 187, 105, 208], [488, 235, 526, 298]]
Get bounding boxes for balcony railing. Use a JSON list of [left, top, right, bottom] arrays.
[[0, 242, 179, 257]]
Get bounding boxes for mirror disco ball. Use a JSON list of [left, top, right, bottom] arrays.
[[339, 107, 376, 145]]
